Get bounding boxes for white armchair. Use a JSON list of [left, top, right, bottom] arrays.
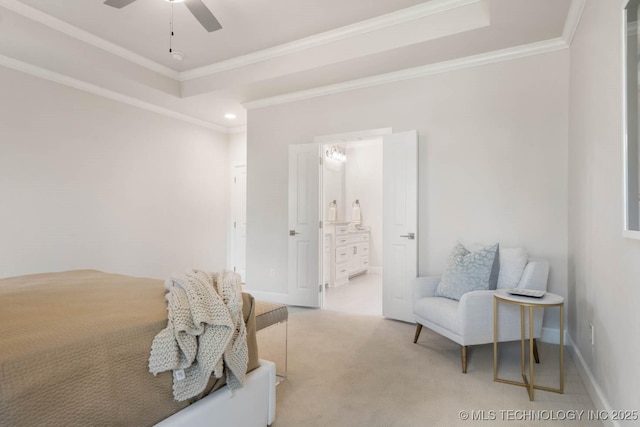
[[412, 259, 550, 373]]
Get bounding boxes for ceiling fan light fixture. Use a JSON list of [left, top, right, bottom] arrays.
[[105, 0, 222, 33]]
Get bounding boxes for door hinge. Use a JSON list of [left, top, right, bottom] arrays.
[[234, 221, 236, 228], [319, 156, 323, 166], [233, 266, 236, 272], [319, 284, 323, 293], [319, 220, 323, 229]]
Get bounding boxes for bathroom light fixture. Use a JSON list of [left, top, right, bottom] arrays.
[[325, 145, 346, 162], [225, 113, 237, 120]]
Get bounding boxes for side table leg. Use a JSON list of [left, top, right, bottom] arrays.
[[560, 304, 564, 393], [493, 297, 498, 381], [528, 306, 535, 401], [520, 306, 525, 379]]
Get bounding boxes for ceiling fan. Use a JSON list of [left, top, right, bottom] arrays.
[[103, 0, 222, 32]]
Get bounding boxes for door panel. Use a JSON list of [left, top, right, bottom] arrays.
[[288, 144, 321, 307], [383, 130, 418, 323]]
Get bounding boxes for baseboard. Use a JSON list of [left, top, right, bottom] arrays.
[[567, 335, 619, 427]]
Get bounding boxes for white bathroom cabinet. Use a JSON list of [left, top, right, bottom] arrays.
[[325, 222, 369, 287]]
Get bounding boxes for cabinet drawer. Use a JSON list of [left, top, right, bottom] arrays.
[[335, 263, 350, 283], [335, 236, 349, 247], [335, 250, 349, 264], [336, 225, 349, 235], [347, 234, 361, 244], [349, 232, 369, 243], [360, 244, 369, 255]]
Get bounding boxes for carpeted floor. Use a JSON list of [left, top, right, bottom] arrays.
[[261, 307, 600, 427]]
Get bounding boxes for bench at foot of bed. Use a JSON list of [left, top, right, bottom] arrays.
[[155, 359, 276, 427], [255, 301, 288, 384]]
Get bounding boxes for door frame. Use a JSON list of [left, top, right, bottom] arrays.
[[229, 164, 247, 282], [315, 128, 393, 308]]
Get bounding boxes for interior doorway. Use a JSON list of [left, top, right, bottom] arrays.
[[287, 129, 417, 321], [321, 138, 383, 315]]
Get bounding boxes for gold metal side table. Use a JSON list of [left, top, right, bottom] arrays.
[[493, 289, 564, 401]]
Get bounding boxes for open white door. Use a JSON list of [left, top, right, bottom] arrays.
[[382, 130, 418, 323], [288, 143, 321, 307]]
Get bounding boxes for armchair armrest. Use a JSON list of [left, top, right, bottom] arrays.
[[457, 289, 506, 345], [458, 290, 495, 325], [413, 276, 440, 300], [458, 287, 545, 345], [458, 289, 495, 311]]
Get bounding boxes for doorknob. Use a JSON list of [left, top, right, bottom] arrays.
[[400, 232, 415, 240], [289, 230, 300, 236]]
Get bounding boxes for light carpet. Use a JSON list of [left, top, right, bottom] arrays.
[[264, 307, 600, 427]]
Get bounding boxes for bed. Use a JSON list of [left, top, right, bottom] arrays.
[[0, 270, 275, 427]]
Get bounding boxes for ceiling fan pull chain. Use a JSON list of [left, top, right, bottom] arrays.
[[169, 3, 174, 53]]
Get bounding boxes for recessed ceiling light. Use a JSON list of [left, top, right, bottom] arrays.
[[225, 113, 237, 120], [171, 51, 184, 61], [165, 0, 185, 3]]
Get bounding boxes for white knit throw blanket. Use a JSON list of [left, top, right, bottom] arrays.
[[148, 269, 248, 401]]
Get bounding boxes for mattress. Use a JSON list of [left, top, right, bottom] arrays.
[[0, 270, 259, 427]]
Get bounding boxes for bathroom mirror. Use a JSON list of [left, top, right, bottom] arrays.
[[624, 0, 640, 237]]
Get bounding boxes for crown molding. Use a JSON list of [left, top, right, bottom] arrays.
[[0, 0, 180, 80], [562, 0, 587, 46], [179, 0, 484, 81], [2, 0, 486, 84], [244, 37, 568, 110], [0, 53, 228, 133], [1, 0, 485, 83]]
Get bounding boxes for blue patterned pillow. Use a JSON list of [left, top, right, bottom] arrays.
[[435, 243, 499, 300]]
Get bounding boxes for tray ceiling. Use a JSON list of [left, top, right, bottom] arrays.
[[0, 0, 576, 130]]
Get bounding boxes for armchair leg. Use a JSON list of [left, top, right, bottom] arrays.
[[413, 323, 423, 343], [533, 339, 540, 364], [461, 346, 468, 374]]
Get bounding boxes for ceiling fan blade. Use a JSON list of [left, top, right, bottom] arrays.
[[184, 0, 222, 32], [103, 0, 137, 8]]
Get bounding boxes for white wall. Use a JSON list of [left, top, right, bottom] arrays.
[[323, 152, 345, 221], [568, 0, 640, 413], [0, 66, 230, 280], [229, 131, 247, 167], [246, 49, 569, 331], [345, 140, 383, 269]]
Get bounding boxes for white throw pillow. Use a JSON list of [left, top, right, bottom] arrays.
[[497, 247, 528, 289], [435, 243, 499, 300]]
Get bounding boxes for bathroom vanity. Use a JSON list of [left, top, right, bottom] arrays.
[[324, 222, 370, 287]]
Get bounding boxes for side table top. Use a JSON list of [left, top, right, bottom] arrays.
[[494, 289, 564, 306]]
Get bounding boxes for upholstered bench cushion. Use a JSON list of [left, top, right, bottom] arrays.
[[255, 301, 288, 331]]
